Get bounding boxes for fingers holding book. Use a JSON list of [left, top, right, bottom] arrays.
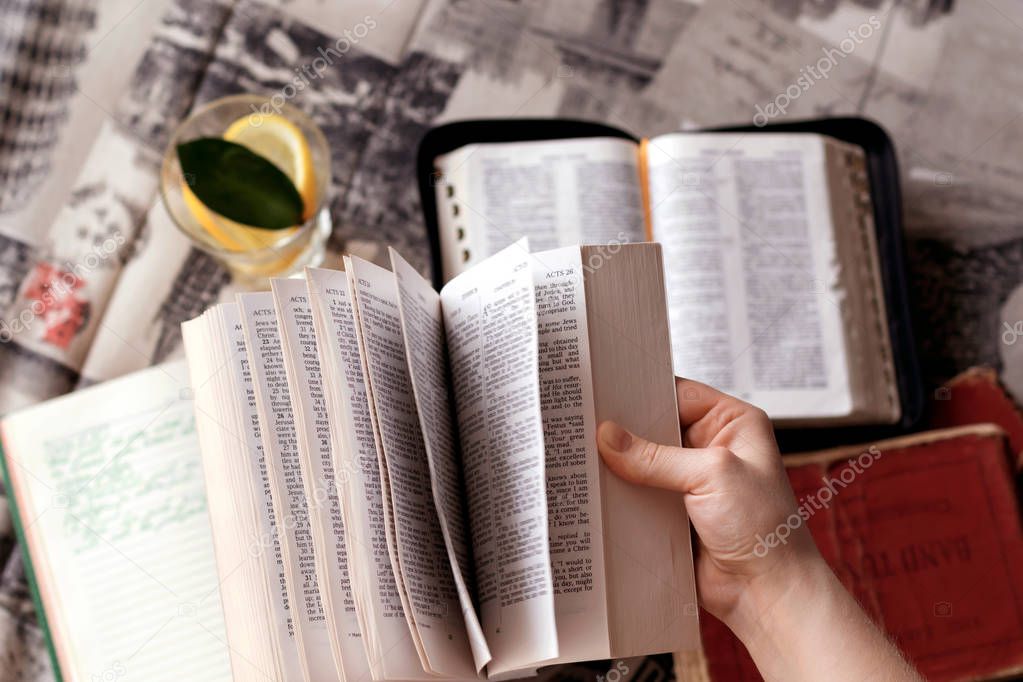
[[596, 380, 920, 682]]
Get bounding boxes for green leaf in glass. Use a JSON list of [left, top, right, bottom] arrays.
[[176, 138, 305, 230]]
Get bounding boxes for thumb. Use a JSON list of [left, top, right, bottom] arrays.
[[597, 420, 734, 495]]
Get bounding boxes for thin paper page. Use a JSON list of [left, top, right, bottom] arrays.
[[435, 137, 645, 280], [389, 249, 492, 673], [184, 310, 278, 679], [529, 247, 610, 662], [344, 259, 430, 674], [306, 267, 430, 682], [270, 278, 370, 682], [347, 257, 477, 679], [219, 304, 305, 680], [439, 239, 559, 675], [0, 363, 231, 682], [238, 292, 339, 682], [646, 132, 851, 418]]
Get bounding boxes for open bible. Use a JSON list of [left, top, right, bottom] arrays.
[[430, 132, 899, 428], [181, 241, 699, 681]]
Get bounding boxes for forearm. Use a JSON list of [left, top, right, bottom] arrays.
[[722, 557, 921, 682]]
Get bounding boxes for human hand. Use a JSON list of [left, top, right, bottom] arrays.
[[596, 377, 920, 682], [595, 376, 818, 626]]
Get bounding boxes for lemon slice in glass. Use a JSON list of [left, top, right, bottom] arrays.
[[223, 114, 317, 220], [181, 113, 317, 252]]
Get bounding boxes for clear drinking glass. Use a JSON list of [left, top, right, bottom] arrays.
[[160, 94, 331, 280]]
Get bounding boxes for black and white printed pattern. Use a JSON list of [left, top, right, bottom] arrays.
[[0, 0, 97, 213], [0, 0, 1020, 679], [114, 0, 235, 155], [339, 50, 463, 272]]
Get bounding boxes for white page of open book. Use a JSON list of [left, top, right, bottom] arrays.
[[438, 239, 559, 676], [344, 258, 431, 675], [238, 292, 339, 682], [305, 267, 430, 682], [0, 362, 232, 681], [389, 249, 492, 673], [218, 304, 305, 681], [347, 257, 477, 679], [434, 137, 646, 280], [271, 279, 370, 682], [646, 133, 852, 419], [527, 246, 611, 663]]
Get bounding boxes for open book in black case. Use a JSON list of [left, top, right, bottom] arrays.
[[416, 117, 925, 452]]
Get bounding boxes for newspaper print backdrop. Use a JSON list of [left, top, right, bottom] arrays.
[[0, 0, 96, 212], [1, 0, 1022, 679]]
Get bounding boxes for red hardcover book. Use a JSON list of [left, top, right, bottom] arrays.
[[695, 424, 1023, 682], [929, 367, 1023, 469]]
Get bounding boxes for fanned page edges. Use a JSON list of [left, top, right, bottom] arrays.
[[388, 248, 494, 673], [238, 291, 341, 682], [345, 255, 480, 679], [270, 278, 373, 682], [182, 239, 698, 680], [433, 242, 563, 674], [305, 266, 425, 682], [183, 305, 299, 681]]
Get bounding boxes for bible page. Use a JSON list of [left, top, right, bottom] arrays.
[[183, 308, 279, 679], [218, 304, 305, 680], [238, 292, 339, 682], [438, 239, 559, 676], [344, 258, 430, 675], [645, 133, 852, 419], [389, 249, 492, 672], [270, 279, 369, 682], [347, 256, 477, 679], [434, 137, 645, 281], [306, 267, 430, 681], [529, 246, 610, 663]]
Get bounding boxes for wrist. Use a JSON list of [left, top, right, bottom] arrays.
[[723, 550, 837, 654], [719, 551, 920, 682]]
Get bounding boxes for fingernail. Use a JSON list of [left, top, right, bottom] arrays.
[[599, 421, 632, 452]]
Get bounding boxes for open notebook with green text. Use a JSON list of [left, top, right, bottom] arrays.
[[0, 364, 232, 682]]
